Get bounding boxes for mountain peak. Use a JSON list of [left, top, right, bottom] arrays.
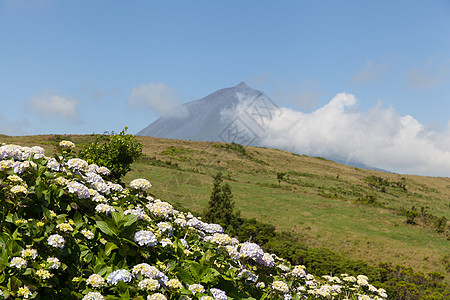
[[235, 81, 249, 89]]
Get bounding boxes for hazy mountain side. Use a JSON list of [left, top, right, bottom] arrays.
[[137, 82, 263, 141]]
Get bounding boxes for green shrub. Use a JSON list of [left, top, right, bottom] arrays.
[[79, 127, 142, 182]]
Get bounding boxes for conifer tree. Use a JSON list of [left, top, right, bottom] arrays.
[[203, 172, 235, 226]]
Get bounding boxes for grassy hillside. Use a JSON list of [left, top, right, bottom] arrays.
[[2, 134, 449, 285]]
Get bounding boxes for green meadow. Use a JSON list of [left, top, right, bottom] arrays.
[[2, 134, 449, 286]]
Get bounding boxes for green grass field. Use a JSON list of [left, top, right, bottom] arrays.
[[2, 134, 449, 285]]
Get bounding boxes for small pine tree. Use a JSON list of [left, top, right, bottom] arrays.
[[203, 172, 235, 226]]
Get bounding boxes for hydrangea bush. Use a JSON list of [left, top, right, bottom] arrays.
[[0, 141, 388, 299]]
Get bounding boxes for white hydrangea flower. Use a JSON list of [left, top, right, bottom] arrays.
[[10, 185, 27, 195], [81, 229, 94, 239], [17, 286, 32, 298], [147, 200, 173, 219], [67, 158, 88, 172], [10, 257, 27, 268], [59, 140, 75, 149], [257, 252, 275, 267], [357, 275, 369, 286], [188, 283, 205, 295], [124, 206, 145, 219], [166, 278, 183, 289], [95, 204, 116, 214], [48, 234, 66, 249], [47, 257, 61, 269], [92, 194, 107, 203], [132, 263, 164, 279], [7, 174, 23, 182], [91, 181, 110, 194], [272, 280, 289, 293], [157, 222, 173, 236], [83, 292, 105, 300], [36, 269, 53, 279], [147, 294, 167, 300], [138, 278, 160, 291], [86, 274, 106, 288], [97, 166, 110, 176], [130, 178, 152, 191], [160, 238, 172, 247], [292, 265, 306, 278], [21, 248, 38, 259], [107, 182, 123, 192], [56, 223, 74, 232]]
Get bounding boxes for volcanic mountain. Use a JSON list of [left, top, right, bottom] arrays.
[[137, 82, 278, 144]]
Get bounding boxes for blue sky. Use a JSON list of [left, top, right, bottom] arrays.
[[1, 1, 450, 175]]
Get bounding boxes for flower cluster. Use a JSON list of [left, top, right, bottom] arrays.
[[47, 234, 66, 249], [107, 269, 133, 285], [130, 178, 152, 192], [0, 142, 388, 300], [134, 230, 158, 246], [59, 140, 76, 149]]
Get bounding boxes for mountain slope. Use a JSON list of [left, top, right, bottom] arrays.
[[137, 82, 265, 142]]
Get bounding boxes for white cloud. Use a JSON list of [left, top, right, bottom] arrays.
[[127, 82, 188, 118], [223, 93, 450, 176], [406, 58, 449, 89], [351, 60, 389, 84], [26, 91, 81, 122]]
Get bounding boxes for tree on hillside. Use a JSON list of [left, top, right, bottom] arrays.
[[203, 172, 235, 226]]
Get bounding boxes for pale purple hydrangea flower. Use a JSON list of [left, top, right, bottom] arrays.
[[106, 269, 133, 285], [240, 242, 264, 261], [134, 230, 157, 246], [210, 288, 227, 300], [67, 181, 90, 199]]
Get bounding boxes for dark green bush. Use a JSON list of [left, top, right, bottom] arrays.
[[79, 127, 142, 181]]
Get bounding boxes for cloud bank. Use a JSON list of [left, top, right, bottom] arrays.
[[26, 92, 81, 122], [127, 82, 188, 118], [223, 93, 450, 177]]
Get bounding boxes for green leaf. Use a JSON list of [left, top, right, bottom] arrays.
[[73, 211, 83, 228], [96, 221, 117, 236], [189, 261, 204, 280], [105, 242, 119, 256], [123, 214, 138, 227], [176, 268, 194, 284], [111, 211, 123, 227]]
